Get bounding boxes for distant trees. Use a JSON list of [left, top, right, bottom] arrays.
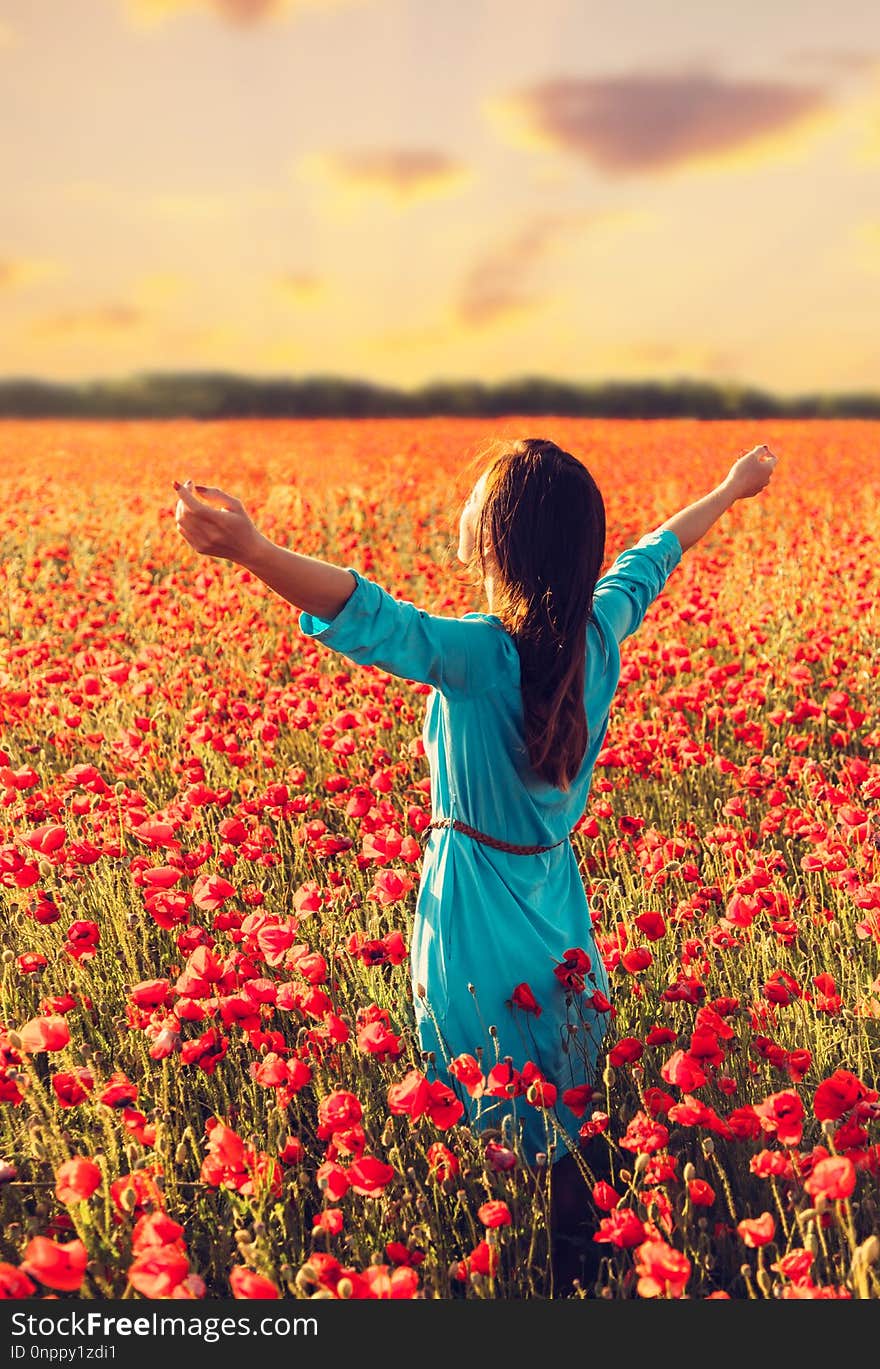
[[1, 371, 878, 419]]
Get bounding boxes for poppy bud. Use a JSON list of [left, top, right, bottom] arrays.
[[336, 1277, 353, 1299], [701, 1137, 714, 1157], [602, 1066, 615, 1086], [683, 1162, 696, 1183]]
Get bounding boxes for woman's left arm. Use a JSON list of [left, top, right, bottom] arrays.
[[173, 479, 355, 620]]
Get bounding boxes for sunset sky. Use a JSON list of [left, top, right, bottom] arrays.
[[2, 0, 879, 394]]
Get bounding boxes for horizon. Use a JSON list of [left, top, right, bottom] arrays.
[[1, 2, 879, 395]]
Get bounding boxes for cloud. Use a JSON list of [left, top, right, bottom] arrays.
[[487, 68, 835, 175], [0, 19, 17, 48], [124, 0, 362, 28], [30, 305, 144, 338], [298, 148, 471, 204], [456, 208, 643, 329], [0, 258, 63, 289]]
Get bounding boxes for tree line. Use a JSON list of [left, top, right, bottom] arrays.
[[1, 372, 879, 419]]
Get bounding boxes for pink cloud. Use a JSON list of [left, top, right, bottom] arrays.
[[496, 68, 832, 174]]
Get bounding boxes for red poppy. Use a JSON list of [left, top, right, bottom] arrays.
[[510, 982, 542, 1016], [55, 1157, 102, 1205], [128, 1247, 191, 1299], [804, 1156, 856, 1202], [592, 1181, 620, 1212], [18, 1016, 70, 1053], [478, 1200, 512, 1228], [313, 1208, 344, 1235], [230, 1266, 280, 1299], [346, 1156, 395, 1196], [813, 1070, 872, 1121], [593, 1208, 646, 1248], [51, 1068, 94, 1107], [687, 1179, 716, 1206], [608, 1036, 644, 1067], [0, 1262, 37, 1298], [737, 1212, 776, 1247], [634, 1239, 691, 1298], [21, 1237, 88, 1292], [426, 1142, 459, 1183], [449, 1054, 484, 1097], [426, 1079, 465, 1128]]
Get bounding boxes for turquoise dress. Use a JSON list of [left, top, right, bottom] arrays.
[[299, 528, 683, 1164]]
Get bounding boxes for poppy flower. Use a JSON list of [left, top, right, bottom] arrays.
[[128, 1247, 191, 1299], [510, 982, 542, 1016], [477, 1200, 512, 1228], [230, 1266, 281, 1299], [813, 1070, 872, 1121], [804, 1156, 856, 1202], [737, 1213, 776, 1248], [21, 1237, 88, 1292], [346, 1156, 395, 1196], [634, 1239, 691, 1298], [0, 1263, 36, 1298], [18, 1016, 70, 1053], [55, 1157, 102, 1205], [426, 1142, 459, 1182]]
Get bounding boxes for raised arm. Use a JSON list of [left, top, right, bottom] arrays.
[[173, 479, 355, 619], [657, 444, 778, 552], [172, 478, 493, 697], [591, 445, 778, 645]]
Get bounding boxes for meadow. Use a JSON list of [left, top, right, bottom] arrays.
[[0, 416, 878, 1301]]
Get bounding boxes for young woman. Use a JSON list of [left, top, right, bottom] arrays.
[[173, 436, 777, 1285]]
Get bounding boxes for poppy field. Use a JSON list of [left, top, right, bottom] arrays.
[[0, 415, 878, 1301]]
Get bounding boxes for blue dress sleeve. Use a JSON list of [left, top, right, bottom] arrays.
[[298, 567, 487, 697], [592, 528, 682, 643]]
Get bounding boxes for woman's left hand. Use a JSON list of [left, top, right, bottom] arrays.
[[173, 479, 264, 565]]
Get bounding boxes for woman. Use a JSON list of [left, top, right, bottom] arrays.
[[173, 436, 777, 1286]]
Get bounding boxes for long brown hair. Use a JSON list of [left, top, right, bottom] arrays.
[[464, 438, 606, 792]]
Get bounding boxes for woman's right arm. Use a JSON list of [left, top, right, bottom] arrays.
[[658, 444, 778, 552]]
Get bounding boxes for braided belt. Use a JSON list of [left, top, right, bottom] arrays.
[[426, 817, 573, 856]]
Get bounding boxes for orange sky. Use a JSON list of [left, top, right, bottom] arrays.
[[2, 0, 879, 393]]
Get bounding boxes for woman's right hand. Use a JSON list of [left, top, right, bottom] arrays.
[[724, 445, 778, 500], [173, 479, 265, 566]]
